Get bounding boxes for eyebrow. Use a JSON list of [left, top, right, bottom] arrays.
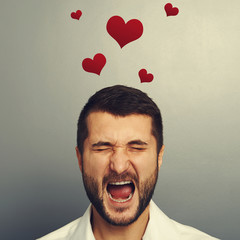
[[127, 140, 148, 146], [92, 141, 113, 148], [91, 140, 148, 148]]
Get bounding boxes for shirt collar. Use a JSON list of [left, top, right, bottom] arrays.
[[143, 200, 179, 240], [71, 200, 179, 240], [71, 204, 95, 240]]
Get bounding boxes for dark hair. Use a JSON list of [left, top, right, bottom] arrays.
[[77, 85, 163, 154]]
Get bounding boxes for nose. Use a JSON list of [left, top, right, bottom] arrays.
[[110, 147, 130, 174]]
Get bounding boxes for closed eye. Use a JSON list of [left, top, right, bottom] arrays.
[[92, 147, 113, 152], [92, 141, 113, 152], [129, 146, 146, 151]]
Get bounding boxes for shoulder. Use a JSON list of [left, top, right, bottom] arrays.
[[36, 205, 92, 240], [36, 217, 82, 240], [148, 201, 219, 240], [171, 219, 219, 240]]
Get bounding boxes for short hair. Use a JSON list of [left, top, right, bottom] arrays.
[[77, 85, 163, 154]]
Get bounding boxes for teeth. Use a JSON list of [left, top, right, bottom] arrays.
[[108, 193, 133, 203], [109, 181, 132, 185]]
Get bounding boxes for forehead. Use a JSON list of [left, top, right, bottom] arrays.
[[86, 112, 153, 142]]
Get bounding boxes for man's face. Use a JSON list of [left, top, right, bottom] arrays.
[[76, 112, 164, 226]]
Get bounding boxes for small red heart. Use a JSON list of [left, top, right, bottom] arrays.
[[82, 53, 106, 75], [139, 69, 154, 83], [164, 3, 179, 17], [71, 10, 82, 20], [107, 16, 143, 48]]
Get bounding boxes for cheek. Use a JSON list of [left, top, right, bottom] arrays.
[[131, 152, 158, 179], [83, 152, 110, 177]]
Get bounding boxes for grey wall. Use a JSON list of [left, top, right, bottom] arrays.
[[0, 0, 239, 239]]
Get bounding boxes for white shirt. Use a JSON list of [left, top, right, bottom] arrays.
[[37, 201, 219, 240]]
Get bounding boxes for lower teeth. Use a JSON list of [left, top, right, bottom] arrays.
[[109, 193, 133, 203]]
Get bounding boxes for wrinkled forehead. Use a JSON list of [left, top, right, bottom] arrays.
[[86, 112, 154, 143], [86, 111, 153, 129]]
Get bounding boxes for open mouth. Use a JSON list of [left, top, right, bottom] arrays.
[[107, 181, 135, 203]]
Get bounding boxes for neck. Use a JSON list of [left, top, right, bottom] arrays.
[[91, 205, 150, 240]]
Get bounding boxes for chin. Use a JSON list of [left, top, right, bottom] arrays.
[[102, 203, 140, 226], [100, 189, 143, 226]]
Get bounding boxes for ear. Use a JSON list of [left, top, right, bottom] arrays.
[[75, 146, 83, 173], [158, 145, 165, 170]]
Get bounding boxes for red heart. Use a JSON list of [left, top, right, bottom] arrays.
[[106, 16, 143, 48], [71, 10, 82, 20], [139, 69, 154, 83], [82, 53, 106, 75], [164, 3, 179, 17]]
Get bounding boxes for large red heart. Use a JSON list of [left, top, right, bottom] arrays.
[[139, 69, 154, 83], [164, 3, 179, 17], [82, 53, 106, 75], [71, 10, 82, 20], [106, 16, 143, 48]]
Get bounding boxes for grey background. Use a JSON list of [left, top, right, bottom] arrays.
[[0, 0, 239, 239]]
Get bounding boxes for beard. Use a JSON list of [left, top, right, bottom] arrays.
[[82, 165, 158, 226]]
